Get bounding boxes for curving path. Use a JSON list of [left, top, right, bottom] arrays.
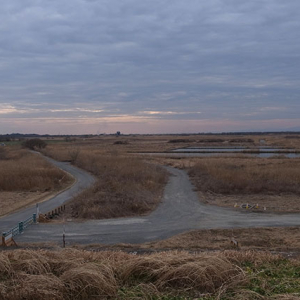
[[9, 164, 300, 245], [0, 156, 95, 234]]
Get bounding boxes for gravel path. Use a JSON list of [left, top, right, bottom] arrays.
[[0, 156, 95, 234], [10, 165, 300, 245]]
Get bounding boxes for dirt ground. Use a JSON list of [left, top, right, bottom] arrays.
[[196, 191, 300, 212], [84, 227, 300, 256], [17, 227, 300, 257], [0, 178, 75, 217]]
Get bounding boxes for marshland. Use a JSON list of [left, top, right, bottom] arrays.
[[1, 133, 300, 299]]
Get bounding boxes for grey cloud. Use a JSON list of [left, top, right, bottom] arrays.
[[0, 0, 300, 133]]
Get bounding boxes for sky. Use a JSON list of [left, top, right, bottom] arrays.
[[0, 0, 300, 134]]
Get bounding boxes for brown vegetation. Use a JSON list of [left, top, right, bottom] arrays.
[[189, 158, 300, 195], [1, 248, 299, 299], [147, 227, 300, 252], [43, 145, 168, 219], [0, 149, 70, 192], [168, 138, 195, 143], [0, 248, 286, 299], [186, 157, 300, 212], [0, 148, 73, 216]]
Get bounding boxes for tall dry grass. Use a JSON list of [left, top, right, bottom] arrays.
[[43, 145, 168, 219], [0, 148, 70, 192], [1, 249, 298, 299], [189, 157, 300, 195], [0, 249, 248, 299], [72, 151, 167, 218]]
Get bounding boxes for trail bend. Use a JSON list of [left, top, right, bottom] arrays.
[[0, 155, 95, 234], [10, 163, 300, 245]]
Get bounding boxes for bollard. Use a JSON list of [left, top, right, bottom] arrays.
[[33, 213, 37, 224], [2, 234, 5, 247], [19, 222, 24, 233]]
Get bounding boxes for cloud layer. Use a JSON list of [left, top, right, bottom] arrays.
[[1, 0, 300, 133]]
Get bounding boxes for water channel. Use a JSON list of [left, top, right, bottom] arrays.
[[138, 147, 300, 158]]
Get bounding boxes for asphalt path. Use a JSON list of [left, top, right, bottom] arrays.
[[0, 155, 95, 234], [10, 164, 300, 245]]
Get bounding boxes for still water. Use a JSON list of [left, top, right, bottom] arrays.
[[139, 152, 300, 158], [139, 147, 300, 158]]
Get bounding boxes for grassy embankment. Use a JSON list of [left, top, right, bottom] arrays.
[[0, 249, 299, 299], [188, 157, 300, 212], [0, 148, 73, 216], [42, 143, 168, 219]]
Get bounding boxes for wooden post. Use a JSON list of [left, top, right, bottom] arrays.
[[62, 224, 66, 248]]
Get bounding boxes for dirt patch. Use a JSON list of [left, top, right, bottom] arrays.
[[196, 191, 300, 212], [67, 227, 300, 256], [147, 227, 300, 253], [0, 178, 75, 217]]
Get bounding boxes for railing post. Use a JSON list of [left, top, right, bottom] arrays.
[[19, 222, 23, 233], [33, 213, 37, 224]]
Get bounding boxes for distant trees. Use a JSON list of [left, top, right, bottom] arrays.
[[22, 138, 47, 150]]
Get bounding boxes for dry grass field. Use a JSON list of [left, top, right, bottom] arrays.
[[1, 248, 300, 299], [42, 144, 168, 219], [2, 134, 300, 299], [38, 133, 300, 215], [0, 148, 73, 216], [187, 157, 300, 212]]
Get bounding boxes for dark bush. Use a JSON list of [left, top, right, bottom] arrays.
[[22, 138, 47, 150], [168, 139, 194, 143], [114, 140, 128, 145]]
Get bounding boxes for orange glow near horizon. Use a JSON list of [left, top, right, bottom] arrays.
[[1, 116, 300, 135]]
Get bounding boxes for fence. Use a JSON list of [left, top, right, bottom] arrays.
[[2, 213, 37, 246], [41, 205, 66, 220], [1, 204, 66, 247]]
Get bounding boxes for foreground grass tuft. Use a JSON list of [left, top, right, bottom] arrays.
[[0, 249, 299, 299]]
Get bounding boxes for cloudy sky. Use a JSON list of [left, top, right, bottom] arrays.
[[0, 0, 300, 134]]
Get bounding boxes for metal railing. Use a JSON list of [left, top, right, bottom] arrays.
[[2, 213, 37, 246]]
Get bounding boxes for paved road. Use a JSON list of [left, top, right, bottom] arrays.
[[0, 155, 95, 234], [12, 165, 300, 245]]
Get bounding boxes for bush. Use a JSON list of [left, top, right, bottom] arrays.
[[168, 139, 194, 143], [22, 139, 47, 150]]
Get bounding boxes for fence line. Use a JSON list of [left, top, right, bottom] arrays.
[[1, 203, 66, 247]]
